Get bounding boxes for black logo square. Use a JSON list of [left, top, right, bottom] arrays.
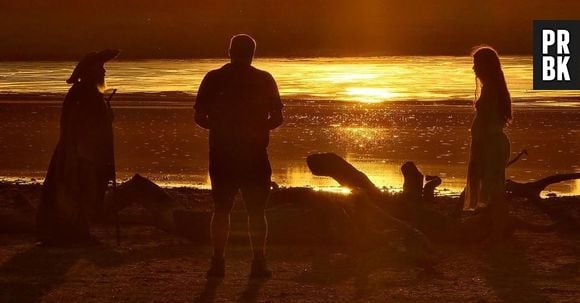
[[533, 20, 580, 90]]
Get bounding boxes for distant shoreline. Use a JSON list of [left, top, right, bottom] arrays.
[[0, 92, 579, 108], [0, 54, 537, 62], [1, 179, 579, 200]]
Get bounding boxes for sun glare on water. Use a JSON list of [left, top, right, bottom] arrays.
[[324, 73, 377, 82], [308, 68, 400, 103], [313, 186, 353, 195], [316, 70, 400, 103], [343, 87, 400, 103]]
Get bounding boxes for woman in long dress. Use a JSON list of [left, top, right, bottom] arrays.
[[464, 46, 512, 237], [36, 49, 119, 245]]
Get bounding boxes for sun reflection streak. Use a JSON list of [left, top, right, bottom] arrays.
[[322, 73, 377, 83], [342, 87, 400, 103], [313, 187, 353, 194]]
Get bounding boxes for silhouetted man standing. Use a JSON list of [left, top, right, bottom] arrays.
[[194, 34, 283, 279]]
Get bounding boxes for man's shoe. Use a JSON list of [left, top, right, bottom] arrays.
[[206, 256, 225, 279], [250, 257, 272, 279]]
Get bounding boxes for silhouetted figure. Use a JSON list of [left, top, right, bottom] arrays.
[[464, 46, 512, 237], [36, 49, 120, 245], [194, 34, 283, 278]]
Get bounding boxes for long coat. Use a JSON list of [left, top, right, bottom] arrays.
[[36, 83, 114, 242]]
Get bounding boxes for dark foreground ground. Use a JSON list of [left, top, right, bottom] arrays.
[[0, 182, 578, 303]]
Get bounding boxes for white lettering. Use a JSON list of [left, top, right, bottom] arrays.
[[543, 29, 555, 54], [543, 57, 555, 81], [556, 30, 570, 54], [557, 56, 570, 80]]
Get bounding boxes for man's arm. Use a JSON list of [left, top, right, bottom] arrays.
[[268, 108, 283, 130], [267, 73, 283, 130], [194, 72, 213, 129]]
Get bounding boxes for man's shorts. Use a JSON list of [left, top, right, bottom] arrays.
[[209, 149, 272, 214]]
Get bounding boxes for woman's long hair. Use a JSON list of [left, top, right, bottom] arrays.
[[472, 46, 512, 124]]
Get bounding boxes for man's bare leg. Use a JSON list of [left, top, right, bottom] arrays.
[[248, 212, 268, 259], [207, 211, 230, 278], [248, 211, 272, 278], [211, 211, 230, 258]]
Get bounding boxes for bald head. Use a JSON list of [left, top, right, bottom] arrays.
[[229, 34, 256, 66]]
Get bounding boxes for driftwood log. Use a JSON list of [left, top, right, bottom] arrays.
[[400, 161, 442, 203], [103, 174, 210, 241], [105, 174, 345, 244], [306, 153, 575, 244], [307, 153, 380, 196], [307, 154, 462, 241], [424, 176, 442, 202], [1, 155, 577, 247], [491, 149, 576, 201], [507, 173, 580, 200], [307, 153, 435, 252], [104, 172, 436, 264]]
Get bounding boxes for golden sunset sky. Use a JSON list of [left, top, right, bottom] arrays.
[[0, 0, 579, 59]]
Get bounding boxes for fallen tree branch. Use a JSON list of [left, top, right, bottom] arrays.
[[423, 176, 442, 202], [307, 154, 435, 252], [306, 153, 380, 196], [506, 149, 528, 167], [307, 153, 574, 244], [507, 173, 580, 200]]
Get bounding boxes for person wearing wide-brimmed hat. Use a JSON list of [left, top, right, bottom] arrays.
[[36, 49, 120, 245]]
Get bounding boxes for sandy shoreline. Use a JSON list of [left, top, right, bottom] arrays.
[[1, 179, 579, 302]]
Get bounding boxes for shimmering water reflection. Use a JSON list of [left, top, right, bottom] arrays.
[[3, 102, 576, 196], [2, 57, 580, 104]]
